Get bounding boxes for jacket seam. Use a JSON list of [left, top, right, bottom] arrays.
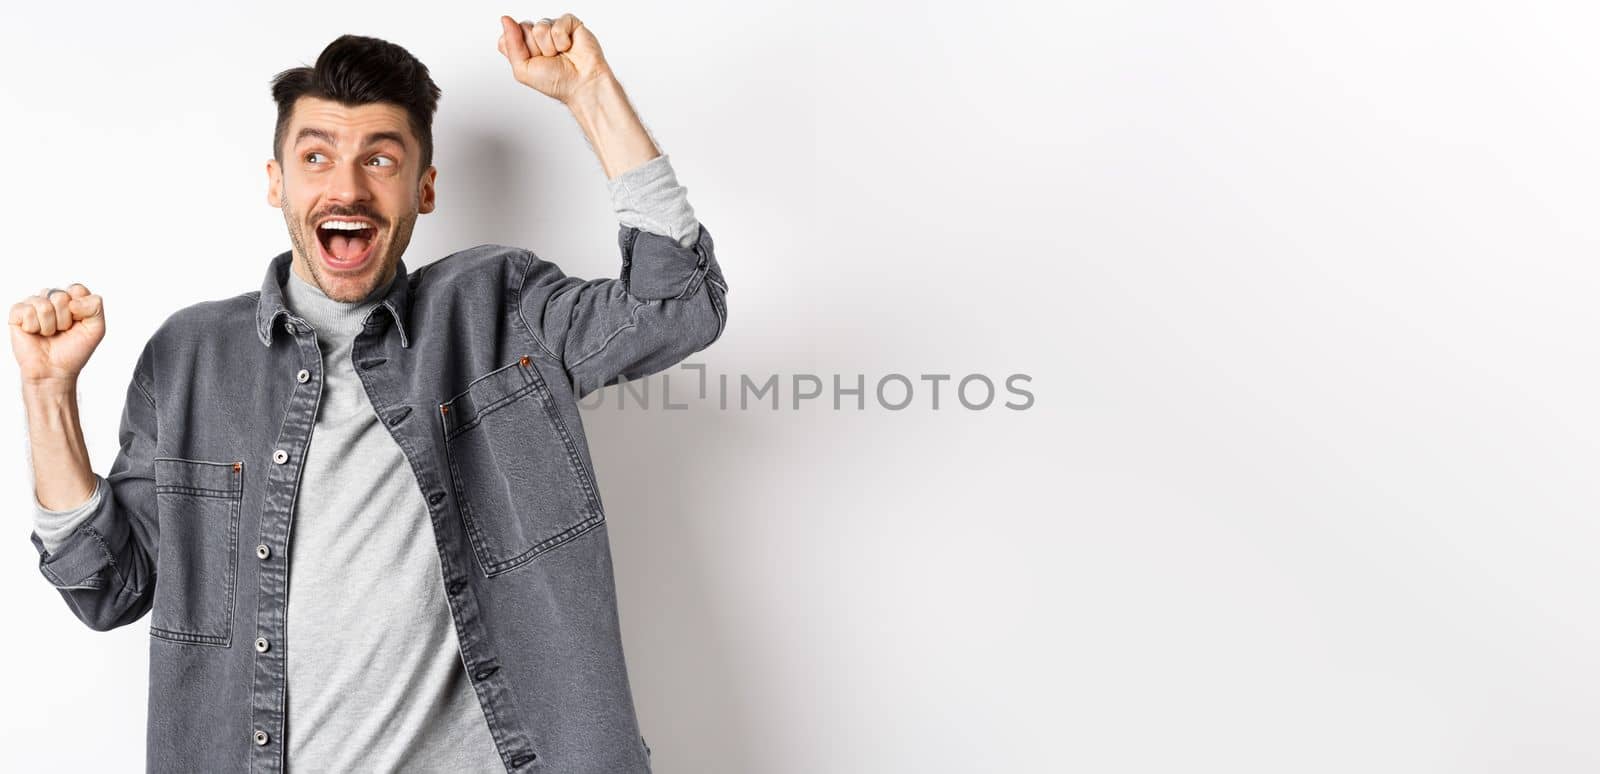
[[569, 228, 709, 369], [132, 374, 156, 408], [566, 298, 648, 370], [512, 249, 564, 365]]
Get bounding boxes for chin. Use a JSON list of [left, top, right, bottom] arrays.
[[324, 262, 390, 302]]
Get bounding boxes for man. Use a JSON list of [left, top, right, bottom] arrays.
[[11, 15, 726, 773]]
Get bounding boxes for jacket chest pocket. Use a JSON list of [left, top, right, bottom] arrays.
[[439, 355, 605, 577], [151, 458, 242, 646]]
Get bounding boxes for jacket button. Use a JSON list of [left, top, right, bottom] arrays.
[[272, 449, 289, 464], [256, 544, 270, 560], [448, 579, 465, 595], [254, 730, 269, 746], [428, 491, 445, 506], [296, 368, 310, 383], [473, 665, 499, 681], [284, 322, 297, 335], [510, 752, 537, 766], [255, 637, 270, 653]]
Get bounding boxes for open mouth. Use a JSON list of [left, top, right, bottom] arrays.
[[315, 219, 379, 270]]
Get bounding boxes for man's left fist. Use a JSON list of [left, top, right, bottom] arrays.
[[497, 14, 611, 104]]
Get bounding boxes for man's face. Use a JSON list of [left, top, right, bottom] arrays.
[[266, 96, 436, 303]]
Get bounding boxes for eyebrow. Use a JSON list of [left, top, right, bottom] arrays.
[[294, 127, 408, 151]]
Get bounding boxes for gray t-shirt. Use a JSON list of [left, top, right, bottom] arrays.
[[280, 259, 504, 770], [33, 152, 700, 770]]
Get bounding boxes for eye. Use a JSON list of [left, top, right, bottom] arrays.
[[368, 156, 396, 167], [305, 151, 328, 164]]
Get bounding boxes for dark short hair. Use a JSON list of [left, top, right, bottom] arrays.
[[270, 34, 442, 172]]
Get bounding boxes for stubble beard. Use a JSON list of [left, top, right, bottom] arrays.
[[278, 188, 415, 304]]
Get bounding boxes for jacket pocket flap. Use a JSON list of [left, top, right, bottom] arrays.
[[440, 357, 539, 438], [154, 458, 242, 497]]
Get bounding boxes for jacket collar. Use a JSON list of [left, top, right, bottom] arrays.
[[255, 249, 412, 348]]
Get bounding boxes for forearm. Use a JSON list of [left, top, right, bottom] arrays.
[[23, 381, 97, 511], [567, 73, 661, 181]]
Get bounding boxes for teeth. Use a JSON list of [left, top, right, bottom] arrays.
[[320, 220, 371, 231]]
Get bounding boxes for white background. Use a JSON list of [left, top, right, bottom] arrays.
[[3, 1, 1598, 772]]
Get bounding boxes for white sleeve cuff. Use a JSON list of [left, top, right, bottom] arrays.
[[607, 153, 703, 249], [34, 475, 108, 555]]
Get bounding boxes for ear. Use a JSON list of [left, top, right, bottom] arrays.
[[418, 165, 437, 214], [266, 159, 283, 208]]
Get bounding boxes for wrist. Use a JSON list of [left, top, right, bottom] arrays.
[[22, 375, 78, 400], [22, 380, 82, 440], [564, 68, 621, 116]]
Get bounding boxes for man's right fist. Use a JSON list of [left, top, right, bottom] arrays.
[[9, 284, 105, 386]]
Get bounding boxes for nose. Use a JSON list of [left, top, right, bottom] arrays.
[[324, 156, 372, 207]]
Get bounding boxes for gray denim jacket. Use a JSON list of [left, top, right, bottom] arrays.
[[27, 222, 727, 772]]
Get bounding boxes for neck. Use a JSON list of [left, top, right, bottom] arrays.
[[283, 260, 393, 341]]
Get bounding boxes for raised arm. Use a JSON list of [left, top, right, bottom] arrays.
[[499, 15, 729, 397], [12, 286, 159, 630]]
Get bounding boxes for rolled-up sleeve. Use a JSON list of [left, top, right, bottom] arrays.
[[33, 474, 108, 555], [516, 154, 729, 399]]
